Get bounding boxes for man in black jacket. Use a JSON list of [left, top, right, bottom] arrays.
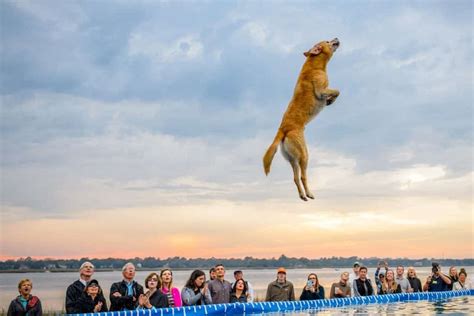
[[65, 261, 103, 314], [110, 262, 144, 311], [353, 266, 374, 297]]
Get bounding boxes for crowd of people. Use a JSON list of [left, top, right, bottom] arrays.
[[7, 261, 471, 315]]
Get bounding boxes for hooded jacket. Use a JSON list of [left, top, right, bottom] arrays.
[[7, 295, 42, 316]]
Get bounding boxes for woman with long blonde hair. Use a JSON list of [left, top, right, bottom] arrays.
[[381, 270, 401, 294]]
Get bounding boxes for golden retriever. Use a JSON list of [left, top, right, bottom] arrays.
[[263, 38, 340, 201]]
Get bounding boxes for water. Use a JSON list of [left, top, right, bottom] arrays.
[[267, 296, 474, 315], [1, 267, 472, 312]]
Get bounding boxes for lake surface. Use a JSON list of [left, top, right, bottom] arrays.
[[1, 267, 472, 311], [267, 296, 474, 315]]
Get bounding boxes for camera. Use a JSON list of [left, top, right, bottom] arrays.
[[307, 280, 314, 287], [432, 262, 439, 273]]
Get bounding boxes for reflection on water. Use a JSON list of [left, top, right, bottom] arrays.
[[262, 297, 474, 315]]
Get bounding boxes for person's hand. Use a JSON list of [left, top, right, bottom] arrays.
[[426, 276, 432, 283], [335, 287, 343, 295], [112, 292, 122, 297], [94, 302, 103, 312], [202, 284, 208, 295], [138, 294, 147, 306], [408, 288, 414, 293]]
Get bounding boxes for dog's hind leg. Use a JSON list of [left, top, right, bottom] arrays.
[[300, 145, 314, 199], [282, 130, 308, 201]]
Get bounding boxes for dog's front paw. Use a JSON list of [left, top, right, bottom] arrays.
[[306, 192, 315, 199], [300, 195, 308, 201]]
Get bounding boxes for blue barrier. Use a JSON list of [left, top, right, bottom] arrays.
[[79, 289, 473, 316]]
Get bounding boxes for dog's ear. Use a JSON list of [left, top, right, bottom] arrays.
[[303, 45, 322, 57]]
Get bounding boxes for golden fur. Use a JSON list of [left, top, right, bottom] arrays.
[[263, 38, 340, 201]]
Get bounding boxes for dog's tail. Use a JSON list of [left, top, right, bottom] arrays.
[[263, 129, 285, 175]]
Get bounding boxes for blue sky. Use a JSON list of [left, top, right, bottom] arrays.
[[1, 0, 472, 259]]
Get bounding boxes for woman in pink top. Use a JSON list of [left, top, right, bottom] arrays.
[[160, 269, 182, 307]]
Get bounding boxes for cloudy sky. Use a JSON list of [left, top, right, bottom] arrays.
[[1, 0, 472, 260]]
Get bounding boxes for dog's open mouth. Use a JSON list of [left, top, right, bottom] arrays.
[[331, 38, 340, 51]]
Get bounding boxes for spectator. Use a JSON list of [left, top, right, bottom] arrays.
[[375, 261, 388, 295], [381, 270, 401, 294], [329, 272, 351, 299], [265, 267, 295, 301], [208, 268, 216, 282], [447, 266, 458, 291], [137, 272, 168, 309], [352, 266, 374, 297], [7, 279, 42, 316], [76, 279, 108, 313], [182, 270, 212, 306], [207, 264, 232, 304], [65, 261, 102, 314], [395, 265, 412, 293], [406, 267, 422, 292], [452, 268, 470, 290], [300, 273, 325, 300], [233, 270, 255, 302], [110, 262, 144, 311], [349, 261, 360, 297], [160, 269, 182, 307], [230, 279, 248, 303], [423, 262, 452, 292]]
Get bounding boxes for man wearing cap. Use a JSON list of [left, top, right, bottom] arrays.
[[348, 262, 360, 297], [110, 262, 144, 311], [65, 261, 105, 314], [232, 270, 255, 302], [375, 261, 388, 295], [265, 267, 295, 302], [207, 264, 232, 304]]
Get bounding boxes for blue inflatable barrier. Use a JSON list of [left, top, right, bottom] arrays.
[[77, 290, 473, 316]]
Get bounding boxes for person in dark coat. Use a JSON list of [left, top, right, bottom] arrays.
[[230, 279, 248, 303], [407, 267, 423, 292], [138, 272, 169, 309], [7, 279, 42, 316], [76, 279, 108, 313], [65, 261, 103, 314], [110, 262, 144, 311], [353, 266, 374, 297], [300, 273, 325, 300]]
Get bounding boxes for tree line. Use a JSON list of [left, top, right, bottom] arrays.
[[1, 255, 472, 271]]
